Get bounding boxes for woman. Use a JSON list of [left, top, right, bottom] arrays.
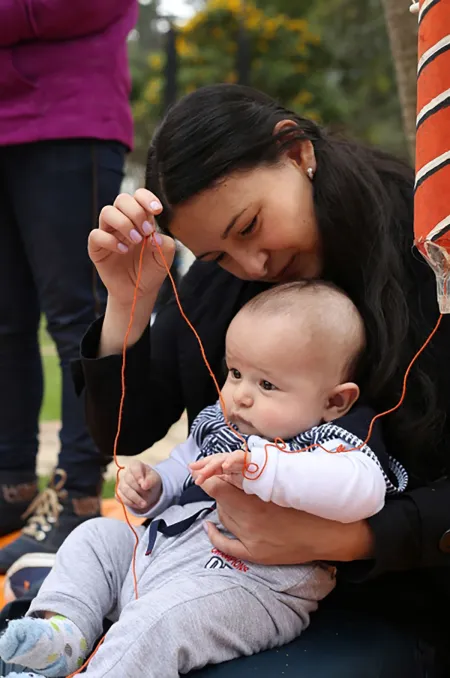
[[80, 85, 450, 676], [0, 0, 137, 572]]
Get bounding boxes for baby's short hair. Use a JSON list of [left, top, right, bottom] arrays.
[[242, 280, 366, 381]]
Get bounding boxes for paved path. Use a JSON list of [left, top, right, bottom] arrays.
[[38, 416, 188, 480]]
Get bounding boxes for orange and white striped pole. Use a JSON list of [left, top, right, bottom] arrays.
[[413, 0, 450, 312]]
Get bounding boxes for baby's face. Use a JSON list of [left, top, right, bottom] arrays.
[[221, 311, 338, 441]]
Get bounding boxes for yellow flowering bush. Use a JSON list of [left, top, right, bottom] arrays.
[[133, 0, 327, 127]]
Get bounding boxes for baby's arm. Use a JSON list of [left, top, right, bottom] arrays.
[[242, 437, 386, 523]]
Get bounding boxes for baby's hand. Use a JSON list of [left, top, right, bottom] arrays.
[[190, 450, 247, 489], [117, 461, 162, 513]]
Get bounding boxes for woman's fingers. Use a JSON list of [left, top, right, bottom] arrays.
[[114, 193, 155, 240], [203, 522, 252, 561], [88, 228, 130, 259], [100, 203, 149, 246], [134, 188, 163, 216]]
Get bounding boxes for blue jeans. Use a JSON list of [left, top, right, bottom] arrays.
[[0, 139, 125, 494]]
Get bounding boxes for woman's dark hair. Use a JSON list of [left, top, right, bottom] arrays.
[[146, 83, 445, 479]]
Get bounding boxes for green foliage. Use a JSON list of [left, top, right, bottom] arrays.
[[256, 0, 408, 156]]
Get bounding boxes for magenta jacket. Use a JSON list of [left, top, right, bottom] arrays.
[[0, 0, 138, 148]]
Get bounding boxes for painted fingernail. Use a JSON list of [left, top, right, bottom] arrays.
[[130, 229, 142, 243], [117, 243, 128, 253], [149, 200, 162, 211], [142, 220, 153, 236], [153, 233, 163, 246]]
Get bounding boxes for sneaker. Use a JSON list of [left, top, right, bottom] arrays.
[[4, 552, 56, 604], [0, 472, 38, 538], [0, 469, 101, 574]]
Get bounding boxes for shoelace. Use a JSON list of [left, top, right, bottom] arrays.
[[21, 469, 67, 541]]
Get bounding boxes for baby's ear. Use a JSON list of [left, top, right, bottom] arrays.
[[322, 383, 360, 422]]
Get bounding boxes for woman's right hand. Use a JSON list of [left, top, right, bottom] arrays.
[[88, 188, 175, 308]]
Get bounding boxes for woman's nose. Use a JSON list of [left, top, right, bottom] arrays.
[[236, 248, 268, 280]]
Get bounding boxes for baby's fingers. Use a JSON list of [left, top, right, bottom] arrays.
[[193, 461, 225, 485], [117, 484, 148, 510], [222, 450, 245, 473], [189, 459, 210, 470]]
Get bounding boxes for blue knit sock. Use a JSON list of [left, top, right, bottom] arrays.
[[0, 616, 88, 677]]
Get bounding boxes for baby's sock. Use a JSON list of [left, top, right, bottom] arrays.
[[0, 615, 88, 677]]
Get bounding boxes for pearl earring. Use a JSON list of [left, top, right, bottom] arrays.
[[307, 167, 314, 181]]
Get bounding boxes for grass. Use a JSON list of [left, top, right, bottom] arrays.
[[40, 320, 61, 422], [41, 354, 61, 421]]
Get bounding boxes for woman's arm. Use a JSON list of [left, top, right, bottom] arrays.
[[74, 257, 220, 463], [365, 478, 450, 574], [200, 476, 450, 573], [75, 297, 185, 462], [0, 0, 135, 46]]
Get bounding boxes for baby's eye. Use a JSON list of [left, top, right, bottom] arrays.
[[230, 369, 241, 380], [260, 380, 276, 391]]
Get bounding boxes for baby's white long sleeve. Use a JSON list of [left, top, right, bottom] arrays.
[[242, 437, 386, 523]]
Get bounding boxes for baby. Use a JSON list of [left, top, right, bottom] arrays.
[[0, 281, 407, 678]]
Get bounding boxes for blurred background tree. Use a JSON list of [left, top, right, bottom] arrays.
[[129, 0, 414, 174], [380, 0, 418, 159]]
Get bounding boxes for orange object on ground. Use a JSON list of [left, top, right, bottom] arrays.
[[414, 0, 450, 312]]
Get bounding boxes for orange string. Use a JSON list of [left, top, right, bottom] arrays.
[[111, 240, 149, 601], [66, 241, 147, 677], [67, 233, 445, 675]]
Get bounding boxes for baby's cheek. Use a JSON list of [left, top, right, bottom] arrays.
[[269, 402, 312, 441], [258, 401, 293, 438]]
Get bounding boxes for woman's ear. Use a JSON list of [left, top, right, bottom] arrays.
[[322, 382, 360, 422], [273, 119, 316, 176]]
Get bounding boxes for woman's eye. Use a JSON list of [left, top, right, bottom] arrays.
[[261, 380, 276, 391], [239, 216, 257, 237], [230, 369, 241, 379]]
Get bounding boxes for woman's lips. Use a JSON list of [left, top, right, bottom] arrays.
[[266, 255, 297, 283], [277, 255, 298, 281]]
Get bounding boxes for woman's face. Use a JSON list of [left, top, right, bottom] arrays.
[[169, 149, 322, 283]]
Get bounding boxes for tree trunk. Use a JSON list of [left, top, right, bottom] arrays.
[[380, 0, 418, 161]]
